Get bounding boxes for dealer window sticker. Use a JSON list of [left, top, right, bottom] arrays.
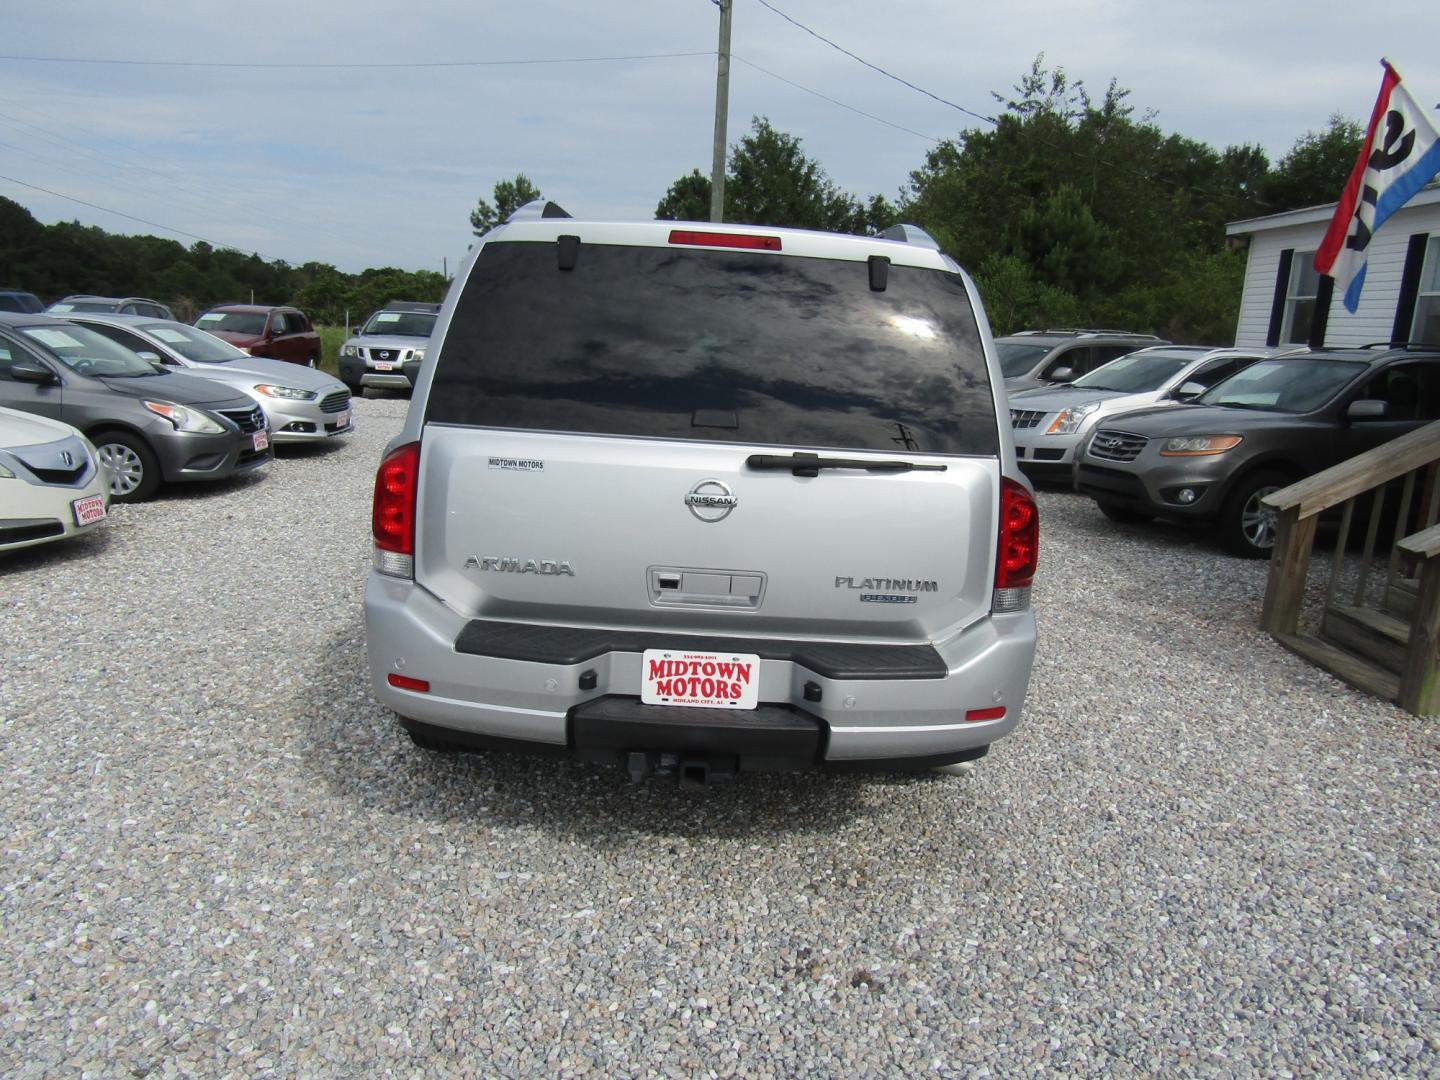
[[27, 329, 84, 349], [150, 328, 191, 344], [488, 456, 545, 472]]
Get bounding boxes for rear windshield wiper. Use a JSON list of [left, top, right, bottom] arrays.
[[746, 452, 947, 477]]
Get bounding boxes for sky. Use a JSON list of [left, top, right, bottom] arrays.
[[2, 0, 1438, 278]]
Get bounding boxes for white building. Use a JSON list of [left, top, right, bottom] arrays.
[[1226, 184, 1440, 348]]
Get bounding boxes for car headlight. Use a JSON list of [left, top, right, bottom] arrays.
[[343, 345, 358, 357], [253, 383, 318, 401], [143, 400, 226, 434], [1160, 435, 1243, 456], [1046, 402, 1100, 435]]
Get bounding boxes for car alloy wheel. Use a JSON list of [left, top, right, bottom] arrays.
[[1239, 484, 1283, 550]]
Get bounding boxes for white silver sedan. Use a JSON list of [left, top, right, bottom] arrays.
[[0, 406, 110, 553], [57, 314, 354, 445]]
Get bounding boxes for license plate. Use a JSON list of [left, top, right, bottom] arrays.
[[336, 409, 351, 429], [640, 649, 760, 709], [72, 493, 106, 526], [252, 430, 269, 452], [374, 361, 394, 371]]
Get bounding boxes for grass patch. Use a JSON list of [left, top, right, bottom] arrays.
[[316, 325, 350, 378]]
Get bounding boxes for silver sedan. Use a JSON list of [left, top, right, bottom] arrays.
[[57, 314, 354, 444]]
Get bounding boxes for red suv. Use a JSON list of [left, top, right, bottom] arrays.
[[194, 305, 322, 367]]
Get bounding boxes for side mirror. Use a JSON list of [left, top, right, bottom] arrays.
[[136, 351, 164, 363], [11, 362, 57, 386], [1173, 380, 1206, 400], [1347, 399, 1388, 420], [1047, 366, 1075, 383]]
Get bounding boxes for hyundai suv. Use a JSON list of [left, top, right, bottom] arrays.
[[1074, 345, 1440, 557], [364, 205, 1039, 782]]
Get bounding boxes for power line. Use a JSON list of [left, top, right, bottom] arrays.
[[0, 51, 711, 69], [750, 0, 997, 127], [0, 172, 260, 255], [733, 54, 939, 143]]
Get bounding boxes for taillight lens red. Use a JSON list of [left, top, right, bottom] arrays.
[[373, 441, 420, 555], [668, 229, 782, 251], [996, 477, 1039, 590]]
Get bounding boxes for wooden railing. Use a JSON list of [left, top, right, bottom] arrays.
[[1260, 420, 1440, 713]]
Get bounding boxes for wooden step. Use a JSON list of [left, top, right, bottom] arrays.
[[1320, 604, 1411, 674], [1384, 577, 1419, 619], [1273, 632, 1401, 704]]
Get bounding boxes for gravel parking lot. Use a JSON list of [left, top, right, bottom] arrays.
[[3, 395, 1438, 1077]]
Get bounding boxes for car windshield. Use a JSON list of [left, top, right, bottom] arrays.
[[196, 311, 266, 335], [997, 342, 1052, 377], [1074, 350, 1197, 393], [140, 322, 247, 363], [361, 311, 436, 337], [19, 324, 163, 377], [1198, 358, 1368, 412]]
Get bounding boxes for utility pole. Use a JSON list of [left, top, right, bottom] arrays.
[[709, 0, 732, 223]]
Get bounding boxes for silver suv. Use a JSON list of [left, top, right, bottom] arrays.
[[337, 301, 438, 395], [998, 329, 1168, 394], [364, 206, 1039, 781]]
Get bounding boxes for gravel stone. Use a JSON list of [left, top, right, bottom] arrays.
[[1, 395, 1437, 1076]]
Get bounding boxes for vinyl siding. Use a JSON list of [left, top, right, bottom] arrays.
[[1233, 201, 1440, 347]]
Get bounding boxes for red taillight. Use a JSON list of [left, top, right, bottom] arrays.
[[965, 706, 1007, 723], [668, 229, 782, 251], [373, 441, 420, 555], [996, 477, 1039, 590], [387, 673, 430, 693]]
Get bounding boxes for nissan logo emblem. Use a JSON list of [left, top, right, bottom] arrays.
[[685, 479, 737, 522]]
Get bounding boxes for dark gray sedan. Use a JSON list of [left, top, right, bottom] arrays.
[[1074, 346, 1440, 556], [0, 312, 272, 502]]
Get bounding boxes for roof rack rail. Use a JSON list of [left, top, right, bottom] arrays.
[[1358, 341, 1440, 351], [877, 223, 940, 250], [1039, 327, 1164, 338]]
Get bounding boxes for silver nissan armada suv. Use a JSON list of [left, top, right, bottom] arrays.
[[364, 203, 1038, 782]]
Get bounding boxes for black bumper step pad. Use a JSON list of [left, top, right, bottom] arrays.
[[454, 620, 947, 680], [569, 694, 824, 773]]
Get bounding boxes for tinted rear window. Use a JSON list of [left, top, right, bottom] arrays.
[[426, 240, 997, 455]]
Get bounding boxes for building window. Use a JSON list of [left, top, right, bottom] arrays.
[[1413, 237, 1440, 345], [1281, 252, 1320, 344]]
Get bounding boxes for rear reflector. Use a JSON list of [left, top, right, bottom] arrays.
[[965, 706, 1006, 723], [669, 229, 781, 251], [387, 673, 430, 693]]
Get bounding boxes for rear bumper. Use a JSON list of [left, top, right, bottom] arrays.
[[364, 574, 1036, 770]]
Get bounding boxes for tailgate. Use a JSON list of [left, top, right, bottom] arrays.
[[415, 426, 998, 643]]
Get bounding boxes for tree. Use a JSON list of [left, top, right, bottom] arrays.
[[655, 169, 712, 221], [469, 174, 542, 237], [654, 118, 885, 234], [1260, 115, 1363, 212]]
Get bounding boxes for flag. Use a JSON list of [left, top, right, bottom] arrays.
[[1315, 60, 1440, 314]]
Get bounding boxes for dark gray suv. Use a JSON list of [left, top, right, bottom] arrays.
[[0, 312, 272, 501], [1074, 345, 1440, 556]]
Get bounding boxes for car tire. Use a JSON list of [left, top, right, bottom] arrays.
[[1097, 500, 1152, 524], [92, 429, 161, 503], [1218, 470, 1291, 558]]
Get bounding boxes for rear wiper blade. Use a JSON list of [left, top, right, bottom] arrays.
[[746, 452, 946, 477]]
